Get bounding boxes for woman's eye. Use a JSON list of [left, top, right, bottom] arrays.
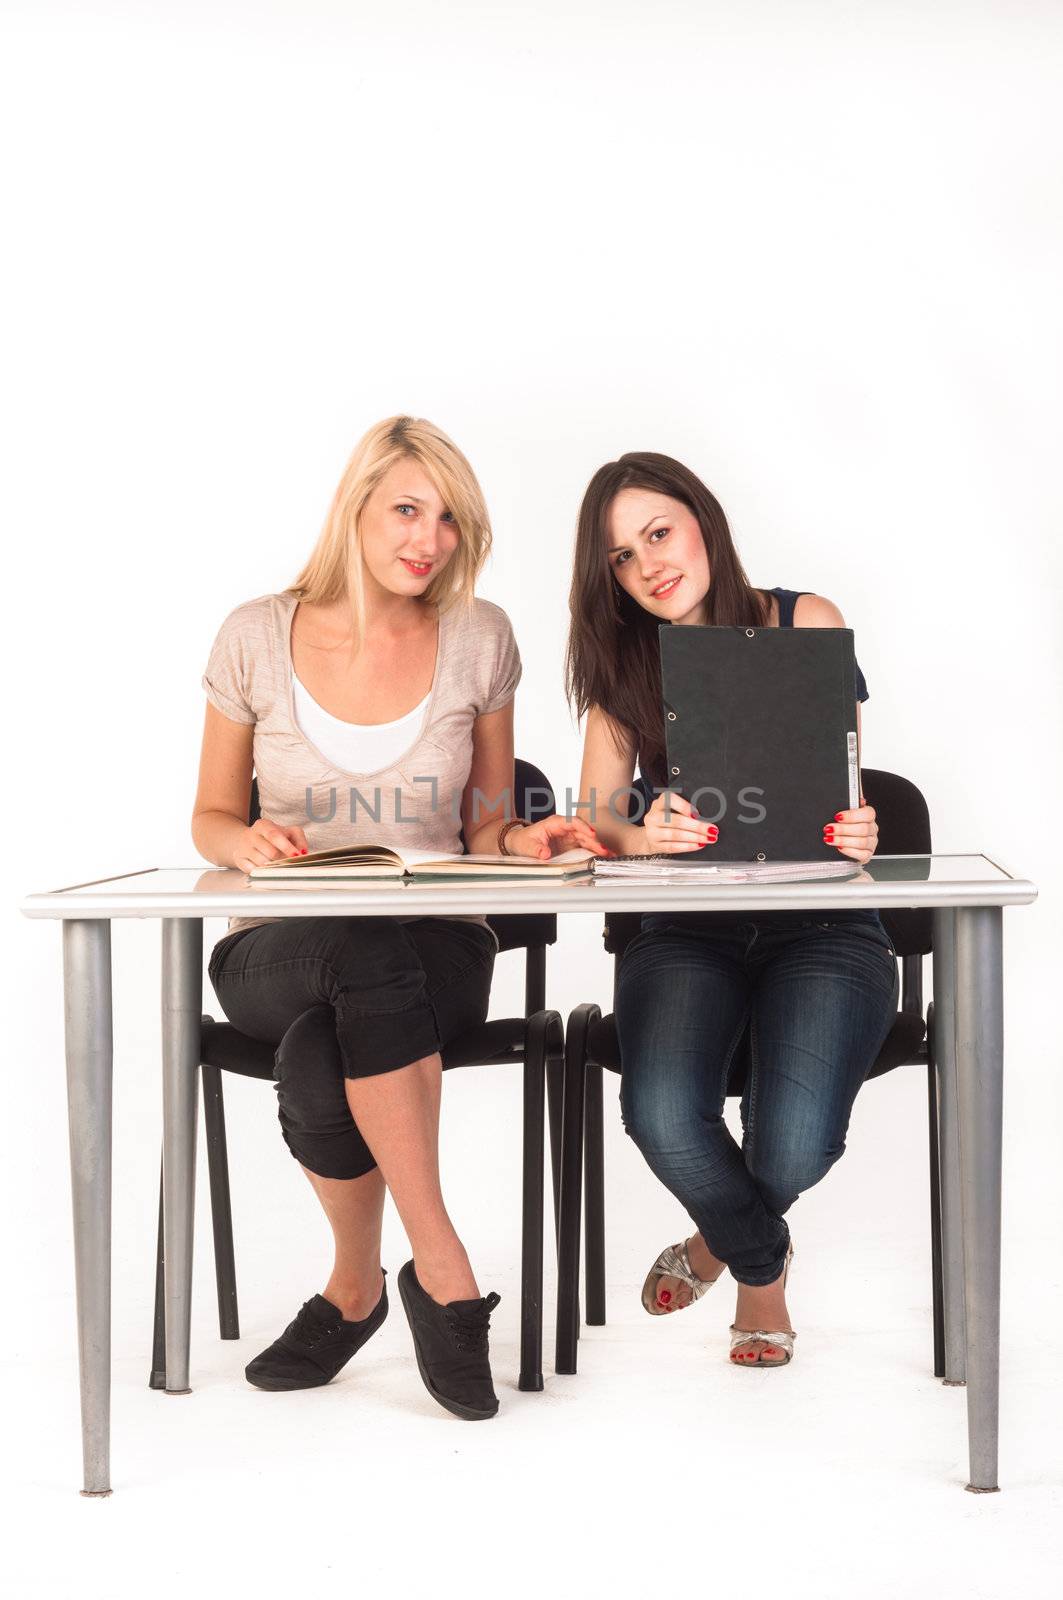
[[649, 527, 669, 542], [441, 511, 455, 523], [614, 551, 631, 565], [397, 503, 415, 515]]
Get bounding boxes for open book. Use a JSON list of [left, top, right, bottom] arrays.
[[248, 845, 594, 881], [591, 857, 861, 884]]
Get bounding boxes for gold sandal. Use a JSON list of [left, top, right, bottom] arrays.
[[641, 1238, 724, 1316], [729, 1242, 796, 1366]]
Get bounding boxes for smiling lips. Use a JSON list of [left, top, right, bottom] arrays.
[[651, 575, 682, 599], [400, 558, 433, 576]]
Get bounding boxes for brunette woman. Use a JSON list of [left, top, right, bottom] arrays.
[[566, 452, 896, 1367]]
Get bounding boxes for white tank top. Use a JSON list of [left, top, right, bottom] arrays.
[[291, 670, 430, 775]]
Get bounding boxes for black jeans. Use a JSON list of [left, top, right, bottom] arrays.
[[208, 916, 496, 1179]]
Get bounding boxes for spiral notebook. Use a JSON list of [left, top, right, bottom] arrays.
[[591, 857, 860, 883]]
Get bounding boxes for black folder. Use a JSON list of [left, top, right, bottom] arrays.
[[658, 625, 861, 863]]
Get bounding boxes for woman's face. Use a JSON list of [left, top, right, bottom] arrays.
[[359, 459, 461, 599], [605, 488, 710, 625]]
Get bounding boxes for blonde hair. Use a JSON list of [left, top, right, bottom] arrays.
[[285, 415, 492, 648]]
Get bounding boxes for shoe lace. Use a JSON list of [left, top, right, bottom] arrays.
[[444, 1292, 500, 1355], [291, 1300, 338, 1349]]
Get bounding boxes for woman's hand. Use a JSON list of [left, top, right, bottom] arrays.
[[643, 792, 718, 855], [234, 817, 310, 873], [824, 800, 878, 864], [505, 815, 611, 861]]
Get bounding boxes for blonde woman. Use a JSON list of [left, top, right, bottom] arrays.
[[195, 416, 601, 1419]]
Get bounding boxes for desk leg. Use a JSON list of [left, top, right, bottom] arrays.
[[555, 1004, 595, 1374], [932, 909, 967, 1385], [62, 919, 113, 1496], [161, 919, 202, 1395], [954, 905, 1004, 1494]]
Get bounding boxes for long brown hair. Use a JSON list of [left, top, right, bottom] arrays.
[[565, 451, 769, 784]]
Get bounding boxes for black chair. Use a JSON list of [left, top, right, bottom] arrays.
[[151, 759, 566, 1395], [555, 768, 942, 1376]]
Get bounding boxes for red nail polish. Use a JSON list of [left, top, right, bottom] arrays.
[[659, 1290, 671, 1303], [835, 813, 844, 822]]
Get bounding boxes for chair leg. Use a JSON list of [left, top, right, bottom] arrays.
[[584, 1062, 606, 1325], [926, 1006, 946, 1379], [201, 1064, 240, 1340], [546, 1054, 563, 1248], [524, 942, 546, 1016], [556, 1004, 598, 1374], [527, 943, 563, 1253], [149, 1156, 167, 1389], [519, 1011, 562, 1392]]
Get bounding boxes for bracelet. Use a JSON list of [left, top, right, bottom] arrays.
[[497, 818, 524, 856]]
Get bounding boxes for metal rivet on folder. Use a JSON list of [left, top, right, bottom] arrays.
[[671, 766, 680, 776], [667, 712, 676, 722], [756, 852, 766, 861], [745, 628, 755, 638]]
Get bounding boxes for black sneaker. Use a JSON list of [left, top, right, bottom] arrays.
[[397, 1260, 500, 1420], [245, 1275, 388, 1391]]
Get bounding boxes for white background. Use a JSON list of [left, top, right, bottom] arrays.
[[3, 1, 1061, 1595]]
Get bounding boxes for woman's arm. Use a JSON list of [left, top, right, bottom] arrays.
[[461, 701, 604, 859], [460, 702, 519, 853], [580, 705, 717, 857], [192, 701, 308, 870], [577, 705, 644, 855]]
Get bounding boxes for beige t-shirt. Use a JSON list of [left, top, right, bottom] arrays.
[[201, 590, 522, 944]]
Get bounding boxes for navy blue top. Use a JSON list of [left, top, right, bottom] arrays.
[[769, 587, 869, 703]]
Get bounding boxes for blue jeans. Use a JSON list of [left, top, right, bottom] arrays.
[[615, 912, 898, 1286]]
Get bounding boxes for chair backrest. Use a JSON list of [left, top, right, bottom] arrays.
[[859, 768, 932, 956], [487, 759, 558, 953], [512, 758, 557, 826], [601, 776, 653, 960], [603, 766, 932, 960]]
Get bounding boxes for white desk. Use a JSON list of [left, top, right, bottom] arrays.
[[21, 854, 1036, 1494]]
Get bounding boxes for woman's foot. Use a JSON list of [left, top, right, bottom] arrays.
[[397, 1260, 500, 1420], [730, 1247, 794, 1364], [651, 1232, 725, 1312], [323, 1266, 387, 1322], [409, 1242, 480, 1307], [245, 1275, 389, 1390]]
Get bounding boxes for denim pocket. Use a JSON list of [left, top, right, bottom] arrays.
[[208, 927, 252, 983]]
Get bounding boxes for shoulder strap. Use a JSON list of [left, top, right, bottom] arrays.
[[771, 587, 809, 628]]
